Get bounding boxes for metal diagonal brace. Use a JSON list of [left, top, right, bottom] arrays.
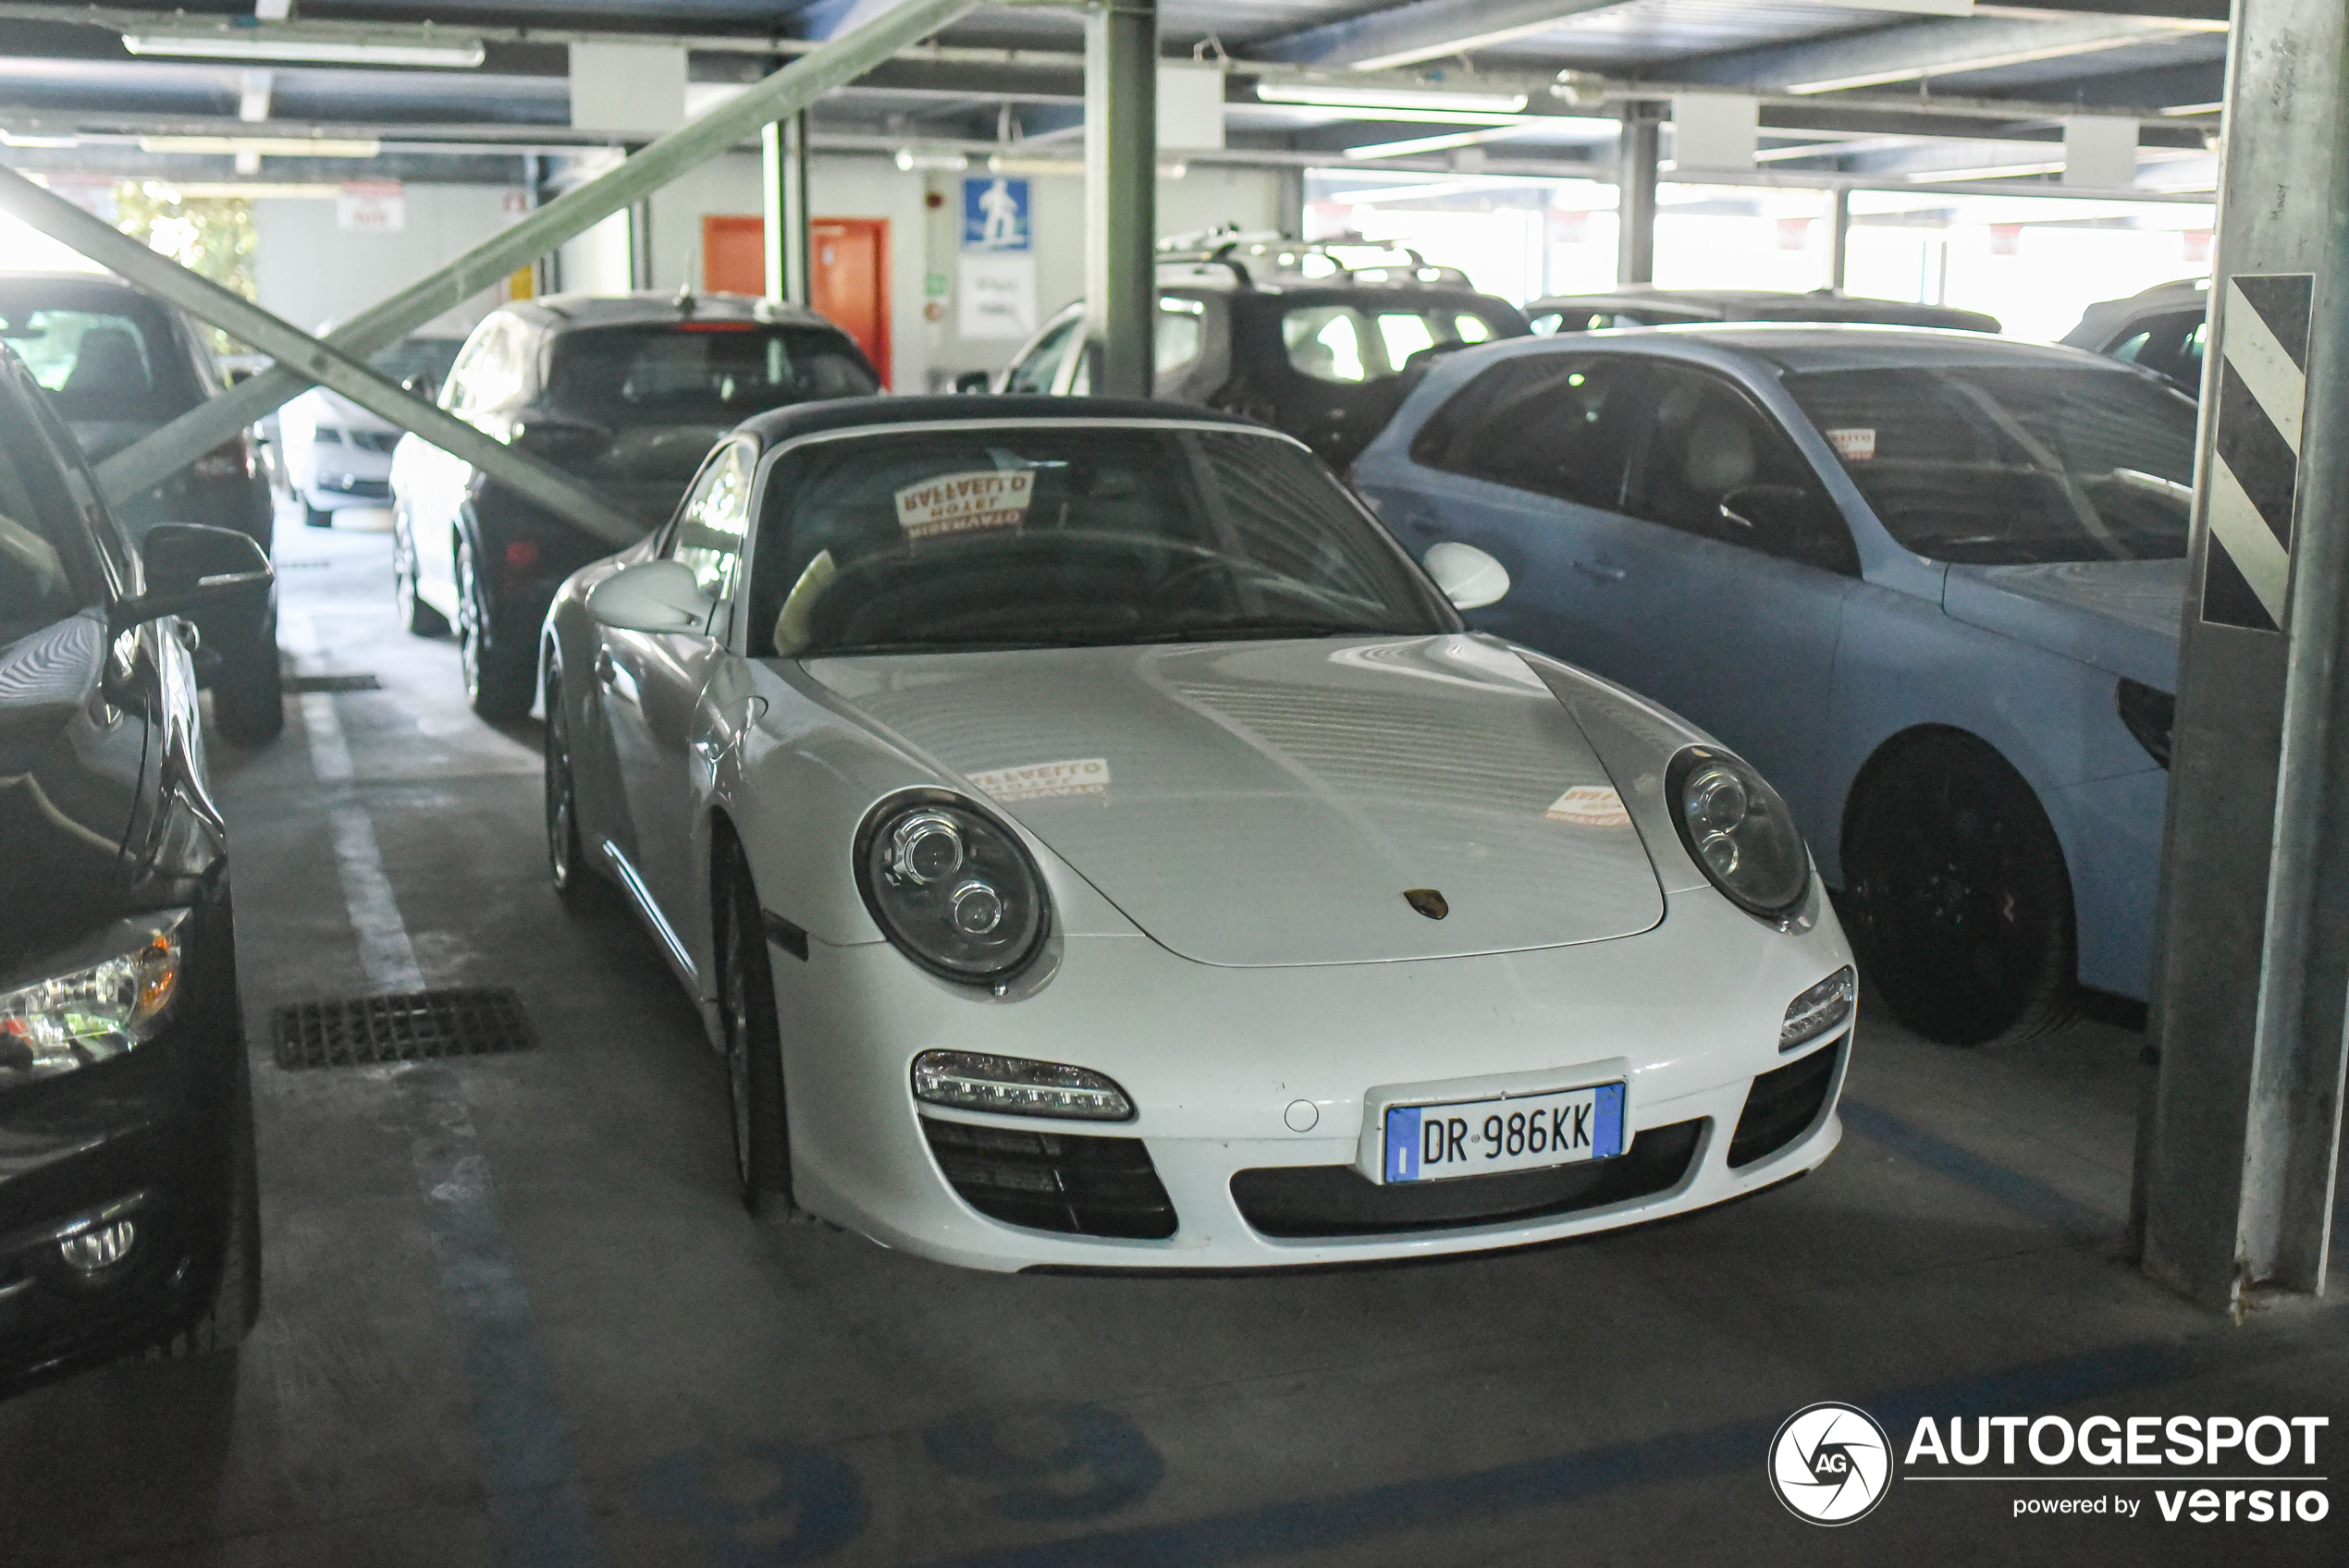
[[0, 165, 647, 548], [89, 0, 979, 508]]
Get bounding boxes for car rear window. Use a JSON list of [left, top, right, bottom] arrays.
[[546, 325, 877, 426], [0, 303, 203, 423], [1280, 304, 1499, 383], [1782, 364, 2199, 565]]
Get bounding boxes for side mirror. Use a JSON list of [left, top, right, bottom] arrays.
[[400, 373, 440, 403], [514, 416, 609, 461], [586, 558, 716, 636], [112, 523, 273, 642], [952, 370, 992, 394], [1423, 541, 1509, 610]]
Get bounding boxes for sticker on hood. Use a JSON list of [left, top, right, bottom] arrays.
[[1545, 784, 1630, 827], [969, 756, 1111, 802], [895, 469, 1035, 541]]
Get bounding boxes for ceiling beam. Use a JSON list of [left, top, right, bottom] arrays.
[[1667, 12, 2220, 95], [1240, 0, 1627, 72]]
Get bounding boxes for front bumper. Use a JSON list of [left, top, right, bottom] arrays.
[[774, 885, 1852, 1271], [0, 902, 248, 1391]]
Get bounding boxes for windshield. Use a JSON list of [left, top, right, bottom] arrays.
[[1281, 304, 1498, 383], [547, 325, 877, 427], [368, 336, 463, 387], [748, 425, 1453, 658], [1782, 364, 2198, 565]]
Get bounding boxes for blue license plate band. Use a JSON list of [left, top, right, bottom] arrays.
[[1593, 1082, 1625, 1160], [1384, 1104, 1422, 1182]]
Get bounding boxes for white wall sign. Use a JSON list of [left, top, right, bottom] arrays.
[[958, 252, 1037, 340], [1158, 65, 1226, 151], [2063, 117, 2139, 188], [337, 180, 406, 233], [1671, 95, 1758, 172]]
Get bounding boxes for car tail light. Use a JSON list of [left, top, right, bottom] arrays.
[[503, 539, 540, 573], [190, 435, 253, 482]]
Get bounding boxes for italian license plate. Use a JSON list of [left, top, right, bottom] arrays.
[[1383, 1083, 1625, 1183]]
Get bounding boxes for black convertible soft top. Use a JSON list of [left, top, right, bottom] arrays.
[[734, 394, 1268, 449]]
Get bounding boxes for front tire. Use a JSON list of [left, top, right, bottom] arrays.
[[457, 538, 534, 720], [716, 854, 792, 1218], [1842, 731, 2075, 1046], [160, 1051, 262, 1358], [393, 514, 449, 637], [543, 661, 609, 910]]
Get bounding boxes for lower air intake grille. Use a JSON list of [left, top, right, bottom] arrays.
[[919, 1117, 1177, 1240], [1230, 1119, 1705, 1240], [1728, 1039, 1843, 1170], [274, 988, 535, 1069]]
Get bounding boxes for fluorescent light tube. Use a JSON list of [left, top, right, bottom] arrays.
[[123, 34, 486, 68], [139, 135, 384, 159], [1256, 84, 1529, 115]]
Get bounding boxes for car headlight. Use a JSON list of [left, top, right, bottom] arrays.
[[912, 1050, 1134, 1120], [855, 791, 1050, 984], [0, 912, 191, 1084], [1666, 746, 1811, 919]]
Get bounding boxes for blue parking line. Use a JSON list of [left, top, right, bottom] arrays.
[[903, 1325, 2332, 1568], [1837, 1098, 2121, 1243]]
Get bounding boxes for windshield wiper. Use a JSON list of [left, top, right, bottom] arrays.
[[1140, 619, 1388, 643]]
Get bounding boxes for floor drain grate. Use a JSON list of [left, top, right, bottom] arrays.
[[285, 673, 381, 692], [274, 988, 535, 1069]]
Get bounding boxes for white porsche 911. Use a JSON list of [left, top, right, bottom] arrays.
[[538, 396, 1857, 1271]]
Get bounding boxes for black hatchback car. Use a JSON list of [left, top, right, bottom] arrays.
[[392, 291, 880, 718], [0, 343, 266, 1395], [980, 237, 1530, 470], [1525, 286, 2000, 337], [0, 274, 282, 743]]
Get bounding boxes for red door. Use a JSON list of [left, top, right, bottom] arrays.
[[810, 217, 890, 388], [701, 214, 765, 295]]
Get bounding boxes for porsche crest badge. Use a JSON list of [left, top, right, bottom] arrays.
[[1404, 888, 1448, 920]]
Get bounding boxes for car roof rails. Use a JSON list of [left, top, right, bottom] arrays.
[[1152, 227, 1476, 290]]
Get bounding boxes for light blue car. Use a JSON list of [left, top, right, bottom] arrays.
[[1352, 325, 2195, 1046]]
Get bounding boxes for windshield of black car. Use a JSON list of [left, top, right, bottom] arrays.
[[0, 402, 102, 643], [748, 426, 1454, 657], [0, 303, 203, 426], [546, 325, 878, 427], [1782, 364, 2198, 564]]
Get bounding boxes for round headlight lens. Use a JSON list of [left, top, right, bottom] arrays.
[[858, 793, 1048, 982], [1666, 747, 1811, 918]]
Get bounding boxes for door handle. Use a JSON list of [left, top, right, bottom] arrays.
[[1570, 560, 1628, 584], [593, 646, 616, 685]]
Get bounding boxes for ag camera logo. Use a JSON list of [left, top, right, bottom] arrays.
[[1770, 1402, 1893, 1525]]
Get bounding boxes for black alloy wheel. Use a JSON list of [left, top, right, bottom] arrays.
[[717, 855, 792, 1217], [541, 663, 605, 909], [456, 537, 535, 720], [1842, 731, 2075, 1047], [393, 513, 449, 637]]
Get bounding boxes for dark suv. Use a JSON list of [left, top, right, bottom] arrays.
[[391, 292, 879, 718], [980, 236, 1529, 470], [0, 342, 266, 1395], [0, 275, 282, 742]]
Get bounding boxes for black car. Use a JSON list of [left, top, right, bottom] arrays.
[[1525, 286, 2000, 337], [978, 236, 1530, 470], [391, 291, 880, 718], [0, 342, 266, 1395], [2061, 277, 2208, 396], [0, 274, 283, 743]]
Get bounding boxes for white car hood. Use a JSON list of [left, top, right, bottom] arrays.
[[804, 635, 1666, 966]]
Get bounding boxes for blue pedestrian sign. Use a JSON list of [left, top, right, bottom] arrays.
[[962, 176, 1030, 252]]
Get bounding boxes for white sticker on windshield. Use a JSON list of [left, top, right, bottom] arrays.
[[894, 469, 1035, 540], [969, 757, 1111, 803], [1826, 427, 1876, 461], [1545, 785, 1631, 828]]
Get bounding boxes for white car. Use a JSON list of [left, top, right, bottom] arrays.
[[278, 332, 463, 527], [539, 397, 1857, 1271]]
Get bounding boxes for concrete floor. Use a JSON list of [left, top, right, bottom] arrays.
[[2, 505, 2343, 1567]]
